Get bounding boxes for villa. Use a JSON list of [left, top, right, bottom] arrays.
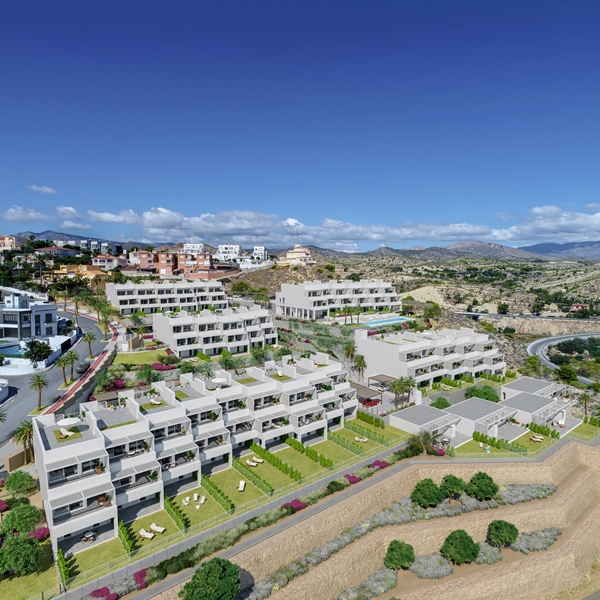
[[0, 293, 58, 339]]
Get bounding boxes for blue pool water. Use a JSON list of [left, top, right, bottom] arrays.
[[365, 317, 409, 327]]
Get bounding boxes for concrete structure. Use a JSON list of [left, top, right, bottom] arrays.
[[278, 244, 315, 266], [215, 245, 241, 262], [500, 377, 565, 401], [355, 327, 505, 388], [33, 354, 356, 554], [252, 246, 268, 261], [276, 279, 401, 320], [34, 246, 79, 258], [0, 293, 58, 339], [153, 305, 277, 357], [182, 243, 205, 254], [0, 234, 27, 251], [106, 280, 228, 315], [176, 251, 215, 277], [91, 255, 127, 271]]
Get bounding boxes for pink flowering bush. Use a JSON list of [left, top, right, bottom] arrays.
[[166, 349, 174, 355], [370, 460, 389, 470], [29, 527, 50, 540], [0, 478, 5, 488], [90, 587, 111, 599], [105, 379, 126, 391], [0, 500, 9, 513], [283, 499, 307, 512], [134, 569, 148, 589], [344, 474, 362, 484], [142, 334, 154, 339], [151, 363, 175, 371]]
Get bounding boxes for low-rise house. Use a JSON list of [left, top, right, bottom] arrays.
[[0, 293, 57, 339], [277, 244, 315, 266], [35, 246, 79, 258], [0, 234, 27, 251]]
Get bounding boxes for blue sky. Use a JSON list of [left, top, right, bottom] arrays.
[[2, 0, 600, 251]]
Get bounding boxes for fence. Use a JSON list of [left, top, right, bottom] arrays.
[[568, 427, 600, 442], [345, 421, 389, 446], [232, 459, 274, 495], [25, 585, 62, 600], [451, 438, 558, 460], [328, 431, 364, 455]]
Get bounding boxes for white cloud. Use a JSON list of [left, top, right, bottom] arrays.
[[28, 185, 57, 194], [493, 212, 517, 221], [1, 205, 54, 222], [56, 205, 85, 220], [61, 220, 92, 230], [87, 209, 142, 224], [585, 203, 600, 211]]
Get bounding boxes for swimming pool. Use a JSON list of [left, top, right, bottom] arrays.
[[365, 317, 410, 327]]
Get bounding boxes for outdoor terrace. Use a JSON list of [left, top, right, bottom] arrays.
[[49, 483, 115, 525], [106, 432, 152, 460], [39, 420, 96, 451], [47, 449, 110, 488], [95, 406, 141, 431]]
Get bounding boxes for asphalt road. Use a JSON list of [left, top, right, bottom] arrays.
[[0, 311, 107, 450], [527, 333, 600, 385]]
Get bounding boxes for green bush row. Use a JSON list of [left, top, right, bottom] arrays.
[[232, 459, 274, 495], [584, 416, 600, 426], [472, 431, 528, 454], [56, 549, 70, 584], [479, 372, 506, 383], [284, 437, 334, 468], [201, 476, 235, 513], [410, 472, 499, 508], [164, 495, 189, 530], [118, 519, 136, 553], [356, 410, 385, 429], [249, 442, 303, 481], [529, 422, 560, 438]]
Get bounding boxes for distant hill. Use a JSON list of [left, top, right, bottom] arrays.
[[443, 241, 542, 260], [519, 240, 600, 260]]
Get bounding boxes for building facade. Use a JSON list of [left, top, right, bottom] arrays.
[[276, 279, 402, 320], [105, 280, 228, 315], [277, 244, 315, 266], [214, 245, 240, 262], [0, 235, 27, 251], [0, 293, 58, 339]]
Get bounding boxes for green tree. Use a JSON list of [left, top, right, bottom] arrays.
[[467, 472, 499, 501], [440, 530, 480, 565], [1, 504, 44, 535], [178, 557, 239, 600], [83, 330, 97, 359], [439, 474, 467, 499], [4, 470, 36, 499], [430, 397, 451, 410], [250, 346, 270, 366], [464, 385, 499, 403], [404, 376, 416, 405], [388, 378, 405, 410], [12, 420, 35, 462], [423, 302, 442, 323], [218, 350, 234, 370], [497, 302, 510, 314], [487, 520, 519, 547], [23, 340, 52, 367], [0, 534, 43, 575], [410, 478, 444, 508], [99, 313, 112, 341], [353, 354, 367, 380], [64, 349, 78, 382], [343, 340, 356, 366], [522, 355, 542, 376], [55, 354, 70, 387], [136, 364, 159, 384], [0, 407, 5, 424], [383, 540, 415, 571], [579, 392, 591, 418], [28, 374, 49, 412], [557, 364, 578, 384]]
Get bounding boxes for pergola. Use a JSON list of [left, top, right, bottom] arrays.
[[367, 374, 396, 389], [350, 382, 382, 406]]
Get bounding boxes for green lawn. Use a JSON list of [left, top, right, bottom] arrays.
[[28, 406, 49, 416], [513, 432, 556, 452], [129, 510, 177, 549], [236, 377, 258, 385], [268, 374, 292, 381], [53, 426, 82, 442], [140, 400, 168, 411], [100, 420, 137, 430], [175, 390, 189, 400], [209, 468, 267, 505], [332, 427, 383, 452], [312, 440, 354, 464], [570, 422, 600, 439], [455, 439, 514, 456], [276, 447, 329, 477], [170, 485, 227, 526], [249, 458, 297, 489], [1, 540, 59, 600], [348, 418, 409, 442], [113, 350, 169, 365], [71, 538, 126, 578]]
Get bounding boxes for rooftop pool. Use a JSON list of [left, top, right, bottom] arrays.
[[364, 316, 410, 327]]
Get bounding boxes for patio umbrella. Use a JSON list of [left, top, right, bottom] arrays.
[[56, 416, 80, 428]]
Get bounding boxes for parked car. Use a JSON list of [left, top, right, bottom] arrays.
[[76, 362, 90, 374]]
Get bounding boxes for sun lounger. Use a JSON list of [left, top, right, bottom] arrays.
[[182, 498, 190, 506], [558, 419, 566, 428], [252, 457, 264, 463], [150, 523, 165, 533], [246, 460, 257, 467], [59, 427, 74, 438], [150, 398, 162, 406], [199, 496, 206, 505], [196, 504, 201, 509], [277, 370, 283, 377], [139, 528, 155, 540], [238, 480, 246, 492], [529, 436, 543, 443], [355, 436, 362, 442], [193, 493, 198, 502]]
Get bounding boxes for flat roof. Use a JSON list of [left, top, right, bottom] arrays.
[[446, 397, 504, 421], [501, 392, 556, 414], [502, 377, 554, 394], [368, 374, 396, 384], [393, 404, 448, 427]]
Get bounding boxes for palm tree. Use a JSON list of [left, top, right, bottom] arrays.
[[353, 354, 367, 380], [64, 349, 79, 382], [55, 355, 70, 387], [99, 313, 112, 341], [82, 331, 97, 359], [353, 306, 361, 325], [423, 302, 442, 324], [388, 378, 404, 410], [0, 408, 6, 424], [580, 392, 591, 418], [404, 376, 416, 406], [29, 374, 49, 412], [12, 420, 35, 462], [344, 341, 357, 367]]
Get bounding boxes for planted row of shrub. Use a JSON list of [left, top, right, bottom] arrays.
[[472, 431, 528, 453], [410, 472, 499, 508], [232, 459, 274, 495], [284, 437, 334, 468], [584, 415, 600, 426], [479, 372, 506, 383], [249, 442, 303, 481], [163, 496, 189, 531], [529, 422, 560, 438], [356, 411, 385, 429], [201, 476, 235, 513], [118, 519, 135, 553]]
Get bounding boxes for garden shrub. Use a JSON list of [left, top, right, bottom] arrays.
[[440, 529, 480, 565], [430, 397, 451, 410], [410, 478, 444, 508], [383, 540, 415, 570], [488, 520, 519, 547], [201, 477, 234, 513], [1, 503, 43, 535], [495, 483, 555, 504], [439, 474, 466, 499], [467, 472, 499, 501], [29, 526, 50, 541], [179, 557, 239, 600], [464, 385, 499, 403], [475, 541, 503, 565], [511, 528, 562, 554], [409, 553, 453, 579], [4, 470, 36, 498], [250, 443, 302, 481], [56, 548, 70, 584], [336, 567, 397, 600], [1, 534, 43, 576]]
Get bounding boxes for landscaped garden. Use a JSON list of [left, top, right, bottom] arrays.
[[513, 431, 555, 453], [277, 447, 329, 477], [209, 469, 267, 504], [332, 427, 384, 452], [113, 350, 170, 366], [250, 459, 297, 489], [455, 439, 515, 456], [311, 440, 355, 464], [128, 510, 177, 549], [347, 418, 409, 443], [171, 486, 227, 526]]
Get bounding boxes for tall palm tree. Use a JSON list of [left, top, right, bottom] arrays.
[[99, 314, 112, 341], [353, 354, 367, 380], [29, 374, 49, 412], [404, 376, 416, 406], [82, 331, 97, 359], [12, 420, 35, 462], [0, 408, 6, 424], [64, 349, 79, 382], [353, 306, 361, 325], [55, 355, 70, 387], [388, 378, 404, 410], [344, 341, 357, 367], [580, 392, 591, 418]]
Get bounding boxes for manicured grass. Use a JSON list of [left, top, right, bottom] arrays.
[[236, 377, 258, 385], [333, 427, 383, 452], [312, 440, 354, 464], [348, 418, 409, 442], [113, 350, 169, 365], [209, 468, 267, 505], [249, 459, 296, 489], [72, 538, 126, 578], [171, 486, 227, 526], [140, 400, 167, 411], [276, 447, 329, 477], [175, 390, 189, 400], [58, 380, 76, 390], [570, 422, 600, 438], [513, 432, 556, 452], [455, 439, 514, 456], [28, 406, 49, 416], [129, 510, 177, 548], [99, 420, 137, 430], [1, 540, 58, 600], [269, 374, 292, 381], [53, 426, 82, 442]]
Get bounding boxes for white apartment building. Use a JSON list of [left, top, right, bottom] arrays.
[[182, 243, 205, 254], [214, 245, 240, 261], [0, 293, 58, 339], [252, 246, 268, 261], [33, 355, 356, 555], [153, 306, 277, 357], [105, 280, 228, 315], [355, 327, 506, 389], [276, 279, 402, 320]]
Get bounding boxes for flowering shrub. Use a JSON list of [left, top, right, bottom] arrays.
[[105, 379, 126, 391], [283, 499, 307, 512], [134, 569, 148, 589], [370, 460, 389, 470], [336, 566, 397, 600], [511, 528, 561, 554], [29, 527, 50, 540], [0, 478, 5, 488], [142, 334, 154, 339], [151, 363, 175, 371], [344, 474, 362, 484], [166, 349, 174, 355], [409, 553, 453, 579], [90, 587, 111, 598], [0, 499, 9, 513]]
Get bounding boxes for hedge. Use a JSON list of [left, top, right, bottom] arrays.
[[285, 436, 334, 468], [164, 496, 189, 530], [232, 459, 274, 495], [201, 475, 235, 512], [249, 443, 303, 481]]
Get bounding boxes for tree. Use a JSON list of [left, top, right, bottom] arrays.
[[579, 392, 591, 418], [388, 378, 404, 410], [423, 302, 442, 323], [439, 474, 467, 499], [0, 407, 6, 424], [250, 346, 270, 366], [497, 302, 510, 314], [12, 420, 35, 462], [1, 503, 44, 535], [136, 364, 159, 384], [430, 397, 451, 410], [410, 478, 444, 508], [522, 355, 542, 376], [5, 470, 36, 499], [383, 540, 415, 571], [344, 341, 356, 366], [218, 351, 235, 370], [82, 330, 97, 359], [23, 339, 52, 367], [440, 530, 480, 565], [0, 534, 43, 575], [55, 355, 70, 387], [99, 313, 112, 341], [557, 364, 578, 384], [178, 557, 239, 600], [404, 376, 416, 405], [487, 520, 519, 547], [64, 349, 79, 382], [467, 472, 499, 501], [28, 374, 49, 412], [464, 385, 499, 403], [353, 354, 367, 380]]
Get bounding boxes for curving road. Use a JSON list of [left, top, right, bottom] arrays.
[[527, 333, 600, 386]]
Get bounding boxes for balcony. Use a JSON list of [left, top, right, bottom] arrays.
[[51, 485, 114, 525]]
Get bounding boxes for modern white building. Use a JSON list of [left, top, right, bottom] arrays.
[[105, 280, 228, 315], [0, 293, 58, 339], [33, 354, 356, 555], [355, 327, 505, 389], [182, 243, 205, 254], [252, 246, 268, 261], [276, 279, 402, 320], [153, 306, 277, 357], [214, 245, 240, 262]]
